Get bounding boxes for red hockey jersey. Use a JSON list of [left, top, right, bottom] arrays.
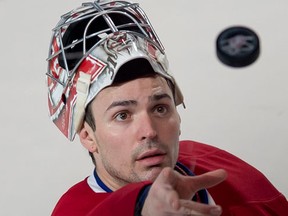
[[51, 140, 288, 215]]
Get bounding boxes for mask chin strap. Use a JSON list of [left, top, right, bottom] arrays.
[[74, 72, 91, 133]]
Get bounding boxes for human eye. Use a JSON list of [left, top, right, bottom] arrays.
[[154, 105, 169, 116], [114, 111, 130, 121]]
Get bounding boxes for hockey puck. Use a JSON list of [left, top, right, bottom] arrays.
[[216, 26, 260, 67]]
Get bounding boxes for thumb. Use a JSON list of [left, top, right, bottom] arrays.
[[155, 167, 181, 187]]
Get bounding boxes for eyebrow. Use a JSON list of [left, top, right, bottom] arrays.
[[149, 93, 172, 102], [106, 100, 137, 111], [106, 93, 172, 111]]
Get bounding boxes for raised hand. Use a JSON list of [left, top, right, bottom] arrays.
[[142, 167, 227, 216]]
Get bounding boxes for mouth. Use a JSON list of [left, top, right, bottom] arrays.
[[136, 149, 166, 167]]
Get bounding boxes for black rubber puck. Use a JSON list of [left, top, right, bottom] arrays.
[[216, 26, 260, 67]]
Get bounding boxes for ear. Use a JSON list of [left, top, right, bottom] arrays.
[[78, 122, 98, 153], [178, 114, 181, 136]]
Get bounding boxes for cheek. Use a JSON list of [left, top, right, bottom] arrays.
[[161, 116, 181, 136], [163, 117, 180, 156], [96, 131, 131, 162], [99, 142, 130, 171]]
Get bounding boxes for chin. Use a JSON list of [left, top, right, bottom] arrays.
[[142, 166, 164, 182]]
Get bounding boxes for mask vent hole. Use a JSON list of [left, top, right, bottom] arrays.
[[62, 94, 67, 105]]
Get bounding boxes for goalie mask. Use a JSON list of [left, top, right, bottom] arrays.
[[46, 0, 184, 141]]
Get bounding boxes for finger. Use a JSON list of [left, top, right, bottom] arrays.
[[165, 200, 222, 216], [185, 169, 227, 193], [179, 199, 222, 216], [156, 167, 179, 186]]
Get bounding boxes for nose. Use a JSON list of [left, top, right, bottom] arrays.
[[137, 113, 157, 141]]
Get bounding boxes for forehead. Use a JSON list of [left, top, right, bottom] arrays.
[[93, 75, 173, 105]]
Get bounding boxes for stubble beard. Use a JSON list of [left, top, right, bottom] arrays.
[[101, 140, 178, 188]]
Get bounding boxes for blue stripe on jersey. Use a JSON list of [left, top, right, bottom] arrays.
[[93, 169, 113, 192]]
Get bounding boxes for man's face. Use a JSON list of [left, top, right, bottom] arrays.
[[86, 75, 181, 190]]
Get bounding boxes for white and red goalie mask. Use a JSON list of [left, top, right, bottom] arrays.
[[46, 0, 184, 141]]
